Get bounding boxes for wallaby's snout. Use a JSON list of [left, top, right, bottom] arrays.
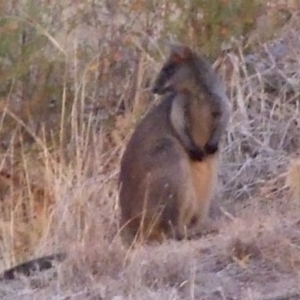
[[151, 86, 173, 95], [152, 44, 196, 97], [151, 86, 164, 94], [152, 56, 180, 95], [152, 75, 172, 95]]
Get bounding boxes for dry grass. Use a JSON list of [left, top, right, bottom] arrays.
[[0, 1, 300, 299]]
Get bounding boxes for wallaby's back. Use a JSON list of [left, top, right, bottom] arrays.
[[119, 93, 193, 242]]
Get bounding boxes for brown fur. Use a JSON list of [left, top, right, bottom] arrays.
[[119, 44, 230, 244], [152, 43, 231, 160], [187, 156, 219, 231], [119, 97, 220, 244]]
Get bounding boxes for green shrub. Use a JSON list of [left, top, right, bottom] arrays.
[[165, 0, 261, 59]]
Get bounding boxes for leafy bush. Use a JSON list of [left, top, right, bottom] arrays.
[[165, 0, 261, 58]]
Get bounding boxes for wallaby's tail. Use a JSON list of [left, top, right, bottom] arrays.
[[0, 252, 67, 280]]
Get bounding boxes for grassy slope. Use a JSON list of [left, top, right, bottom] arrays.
[[1, 1, 300, 299]]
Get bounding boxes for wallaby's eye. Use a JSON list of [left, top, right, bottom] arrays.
[[162, 63, 176, 78]]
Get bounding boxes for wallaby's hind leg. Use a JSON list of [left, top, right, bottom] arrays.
[[181, 155, 219, 239], [141, 155, 219, 242], [119, 159, 186, 243], [119, 151, 219, 244], [174, 177, 199, 240]]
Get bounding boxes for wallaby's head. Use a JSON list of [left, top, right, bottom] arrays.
[[152, 44, 201, 95]]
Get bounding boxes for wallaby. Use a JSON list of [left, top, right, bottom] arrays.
[[152, 43, 231, 160], [118, 43, 231, 243]]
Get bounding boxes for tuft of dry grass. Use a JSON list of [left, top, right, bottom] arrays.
[[286, 158, 300, 202]]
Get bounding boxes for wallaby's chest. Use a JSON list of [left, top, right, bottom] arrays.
[[188, 99, 214, 147]]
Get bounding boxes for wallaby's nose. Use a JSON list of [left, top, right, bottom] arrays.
[[152, 86, 159, 94]]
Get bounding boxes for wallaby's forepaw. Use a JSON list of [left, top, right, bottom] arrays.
[[204, 143, 219, 155], [188, 148, 205, 161]]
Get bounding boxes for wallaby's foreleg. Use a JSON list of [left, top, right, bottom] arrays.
[[170, 93, 206, 161], [204, 98, 231, 155]]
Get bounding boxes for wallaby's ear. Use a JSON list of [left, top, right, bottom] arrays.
[[169, 43, 192, 63]]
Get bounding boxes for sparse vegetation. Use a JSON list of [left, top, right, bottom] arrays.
[[0, 0, 300, 299]]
